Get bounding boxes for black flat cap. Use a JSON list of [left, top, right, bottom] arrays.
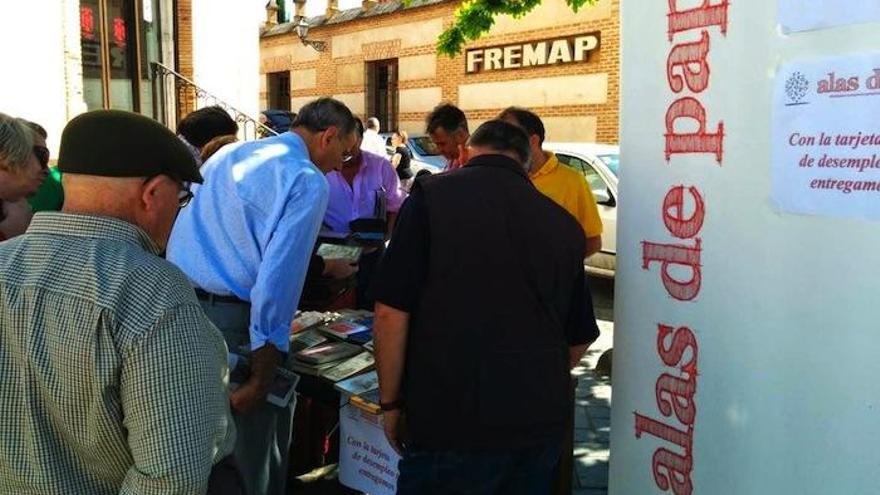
[[58, 110, 202, 183]]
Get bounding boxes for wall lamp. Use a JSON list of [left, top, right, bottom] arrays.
[[294, 16, 326, 52]]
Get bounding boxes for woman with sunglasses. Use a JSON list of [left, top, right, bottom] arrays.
[[21, 120, 64, 214], [0, 113, 47, 241]]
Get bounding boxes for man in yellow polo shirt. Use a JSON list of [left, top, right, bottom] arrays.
[[499, 107, 603, 257]]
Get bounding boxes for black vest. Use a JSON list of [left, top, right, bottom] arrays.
[[403, 154, 586, 451]]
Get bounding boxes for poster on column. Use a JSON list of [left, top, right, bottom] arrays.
[[614, 0, 880, 494], [773, 54, 880, 221], [779, 0, 880, 33], [338, 403, 400, 495]]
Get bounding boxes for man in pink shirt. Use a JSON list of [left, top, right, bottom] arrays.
[[324, 118, 405, 308]]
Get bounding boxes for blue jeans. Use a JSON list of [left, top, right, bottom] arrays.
[[396, 442, 562, 495]]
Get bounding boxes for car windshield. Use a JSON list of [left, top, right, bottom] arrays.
[[598, 154, 619, 177], [411, 136, 441, 156]]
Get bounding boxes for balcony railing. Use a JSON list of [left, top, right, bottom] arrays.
[[151, 62, 277, 141]]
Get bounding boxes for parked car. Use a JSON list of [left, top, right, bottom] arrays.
[[545, 143, 619, 278], [381, 132, 445, 175]]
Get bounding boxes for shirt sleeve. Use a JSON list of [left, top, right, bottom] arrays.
[[380, 156, 406, 212], [248, 172, 329, 352], [371, 185, 429, 313], [575, 175, 604, 238], [120, 304, 232, 494], [565, 267, 600, 346]]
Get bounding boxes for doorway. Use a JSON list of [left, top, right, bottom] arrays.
[[365, 59, 398, 132], [267, 71, 291, 111]]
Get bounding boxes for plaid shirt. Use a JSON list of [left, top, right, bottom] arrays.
[[0, 213, 235, 494]]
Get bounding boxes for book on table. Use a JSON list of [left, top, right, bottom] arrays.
[[290, 328, 329, 353], [349, 388, 382, 415], [294, 340, 362, 365], [320, 352, 375, 383], [316, 243, 363, 263], [334, 370, 379, 396], [319, 320, 371, 341]]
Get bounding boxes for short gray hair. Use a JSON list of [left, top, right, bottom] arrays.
[[0, 112, 34, 172], [366, 117, 380, 131], [291, 98, 356, 137]]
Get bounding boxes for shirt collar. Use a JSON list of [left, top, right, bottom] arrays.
[[529, 151, 558, 179], [464, 154, 529, 180], [27, 212, 162, 256]]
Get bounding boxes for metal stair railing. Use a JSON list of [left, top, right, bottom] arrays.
[[151, 61, 277, 141]]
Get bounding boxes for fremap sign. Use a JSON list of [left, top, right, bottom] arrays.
[[465, 33, 600, 74]]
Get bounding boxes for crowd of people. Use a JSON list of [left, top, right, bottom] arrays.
[[0, 96, 603, 495]]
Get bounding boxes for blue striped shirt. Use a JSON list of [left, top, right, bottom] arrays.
[[168, 131, 329, 353]]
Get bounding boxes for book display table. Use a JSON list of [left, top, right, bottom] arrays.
[[286, 310, 391, 491]]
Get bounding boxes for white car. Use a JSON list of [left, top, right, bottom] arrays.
[[381, 133, 445, 176], [545, 143, 619, 278]]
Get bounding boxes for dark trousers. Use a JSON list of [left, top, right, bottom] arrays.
[[199, 298, 296, 495], [207, 456, 245, 495], [355, 247, 383, 310], [396, 442, 563, 495]]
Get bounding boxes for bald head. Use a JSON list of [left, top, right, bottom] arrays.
[[63, 173, 185, 250]]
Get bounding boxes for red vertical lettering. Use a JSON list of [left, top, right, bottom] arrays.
[[662, 186, 705, 239], [657, 324, 698, 374], [653, 449, 694, 495], [667, 31, 711, 93], [642, 239, 702, 301], [667, 0, 730, 41], [656, 373, 697, 425], [665, 97, 724, 163], [634, 413, 693, 451]]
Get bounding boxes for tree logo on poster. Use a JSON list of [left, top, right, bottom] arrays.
[[785, 71, 810, 105]]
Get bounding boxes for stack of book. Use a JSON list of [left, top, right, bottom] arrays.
[[287, 310, 377, 382]]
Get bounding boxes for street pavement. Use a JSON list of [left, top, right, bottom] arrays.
[[570, 275, 615, 495]]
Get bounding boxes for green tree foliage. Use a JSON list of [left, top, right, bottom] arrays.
[[427, 0, 599, 56]]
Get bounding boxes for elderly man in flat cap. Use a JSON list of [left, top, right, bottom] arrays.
[[0, 110, 238, 495], [168, 97, 357, 495]]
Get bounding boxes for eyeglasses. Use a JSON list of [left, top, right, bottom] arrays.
[[178, 185, 194, 208], [315, 126, 355, 163], [144, 174, 194, 208], [33, 145, 49, 168]]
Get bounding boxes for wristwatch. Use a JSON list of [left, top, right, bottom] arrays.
[[380, 398, 405, 412]]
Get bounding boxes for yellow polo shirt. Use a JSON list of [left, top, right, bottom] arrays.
[[530, 152, 603, 238]]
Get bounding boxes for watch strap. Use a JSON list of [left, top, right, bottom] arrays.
[[379, 398, 404, 411]]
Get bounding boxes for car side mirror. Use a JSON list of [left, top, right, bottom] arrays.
[[593, 188, 615, 207]]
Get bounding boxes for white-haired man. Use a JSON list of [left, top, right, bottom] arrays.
[[361, 116, 387, 156]]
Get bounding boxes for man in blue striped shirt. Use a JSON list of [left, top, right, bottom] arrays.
[[168, 98, 357, 495]]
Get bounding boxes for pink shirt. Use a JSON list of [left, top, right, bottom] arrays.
[[323, 151, 406, 233]]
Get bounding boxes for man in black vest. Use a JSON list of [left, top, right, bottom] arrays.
[[372, 119, 600, 494]]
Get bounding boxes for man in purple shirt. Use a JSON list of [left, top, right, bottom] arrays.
[[324, 119, 405, 234], [324, 118, 405, 308]]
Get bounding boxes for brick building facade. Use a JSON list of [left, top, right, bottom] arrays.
[[260, 0, 620, 143]]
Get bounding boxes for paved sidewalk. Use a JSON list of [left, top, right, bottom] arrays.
[[570, 319, 613, 495]]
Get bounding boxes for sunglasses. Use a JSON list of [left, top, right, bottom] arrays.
[[33, 145, 49, 168]]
